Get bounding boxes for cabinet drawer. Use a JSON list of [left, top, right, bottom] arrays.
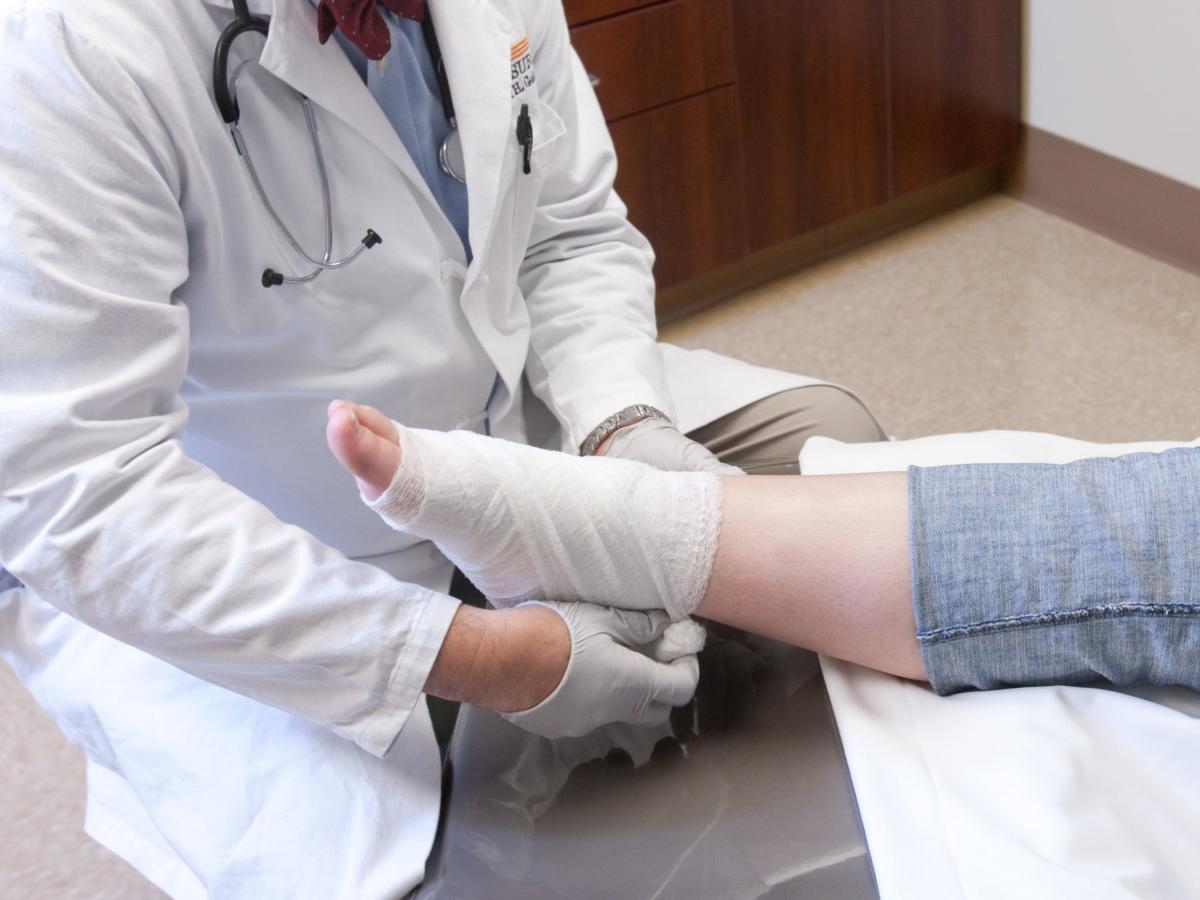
[[609, 86, 747, 289], [572, 0, 736, 121], [564, 0, 662, 27]]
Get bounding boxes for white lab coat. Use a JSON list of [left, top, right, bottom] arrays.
[[0, 0, 820, 896]]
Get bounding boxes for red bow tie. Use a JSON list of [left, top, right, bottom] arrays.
[[316, 0, 426, 61]]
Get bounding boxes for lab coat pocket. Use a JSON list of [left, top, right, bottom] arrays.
[[508, 98, 567, 244], [527, 97, 567, 161]]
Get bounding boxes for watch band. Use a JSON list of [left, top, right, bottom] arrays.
[[579, 404, 671, 456]]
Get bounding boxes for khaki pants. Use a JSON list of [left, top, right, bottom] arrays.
[[687, 385, 886, 474]]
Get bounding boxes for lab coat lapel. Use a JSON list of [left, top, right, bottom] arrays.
[[426, 0, 528, 410], [251, 0, 443, 216], [427, 0, 514, 271]]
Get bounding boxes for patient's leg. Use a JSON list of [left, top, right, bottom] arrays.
[[327, 400, 926, 681], [699, 471, 924, 680], [331, 405, 1200, 693], [710, 451, 1200, 692]]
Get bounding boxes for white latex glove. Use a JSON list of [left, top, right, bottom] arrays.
[[602, 417, 744, 476], [503, 601, 706, 739]]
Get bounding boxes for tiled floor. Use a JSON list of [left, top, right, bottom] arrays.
[[663, 196, 1200, 443], [2, 196, 1197, 898]]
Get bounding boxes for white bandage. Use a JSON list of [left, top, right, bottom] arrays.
[[365, 425, 722, 621]]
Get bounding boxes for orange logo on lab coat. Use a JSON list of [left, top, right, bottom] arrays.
[[511, 37, 534, 97]]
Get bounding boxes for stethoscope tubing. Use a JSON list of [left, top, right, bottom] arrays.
[[229, 76, 368, 273], [214, 3, 472, 286], [215, 2, 386, 287]]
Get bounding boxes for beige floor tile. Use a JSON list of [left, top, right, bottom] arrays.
[[0, 663, 164, 898], [662, 196, 1200, 442]]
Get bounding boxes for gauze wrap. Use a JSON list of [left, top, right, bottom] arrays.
[[364, 424, 722, 621]]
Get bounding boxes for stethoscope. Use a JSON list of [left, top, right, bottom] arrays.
[[212, 0, 464, 288]]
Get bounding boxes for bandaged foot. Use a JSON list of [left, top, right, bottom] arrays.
[[326, 402, 722, 620]]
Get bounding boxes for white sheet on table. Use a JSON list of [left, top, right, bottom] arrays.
[[799, 431, 1200, 900]]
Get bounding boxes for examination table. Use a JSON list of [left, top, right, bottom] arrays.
[[421, 430, 1200, 899], [418, 629, 877, 899]]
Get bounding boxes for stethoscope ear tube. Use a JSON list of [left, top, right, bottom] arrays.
[[213, 4, 270, 125]]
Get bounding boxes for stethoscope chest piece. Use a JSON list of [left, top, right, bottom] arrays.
[[439, 129, 467, 183]]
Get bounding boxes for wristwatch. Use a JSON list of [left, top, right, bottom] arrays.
[[579, 404, 671, 457]]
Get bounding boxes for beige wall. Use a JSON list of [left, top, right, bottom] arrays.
[[1025, 0, 1200, 189]]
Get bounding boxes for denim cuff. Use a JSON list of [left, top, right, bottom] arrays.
[[907, 447, 1200, 694]]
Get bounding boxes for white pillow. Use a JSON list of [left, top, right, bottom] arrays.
[[800, 431, 1200, 900]]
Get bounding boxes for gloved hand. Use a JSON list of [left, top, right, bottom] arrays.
[[601, 417, 743, 476], [503, 600, 706, 739]]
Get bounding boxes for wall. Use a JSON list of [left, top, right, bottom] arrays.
[[1025, 0, 1200, 189]]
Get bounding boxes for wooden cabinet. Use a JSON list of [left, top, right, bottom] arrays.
[[571, 0, 736, 121], [734, 0, 889, 250], [889, 0, 1023, 195], [572, 0, 744, 288], [566, 0, 1022, 293], [564, 0, 661, 27], [609, 88, 748, 288]]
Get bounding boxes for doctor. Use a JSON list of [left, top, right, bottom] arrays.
[[0, 0, 882, 896]]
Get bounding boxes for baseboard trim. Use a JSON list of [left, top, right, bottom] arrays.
[[657, 165, 1004, 322], [1009, 127, 1200, 278]]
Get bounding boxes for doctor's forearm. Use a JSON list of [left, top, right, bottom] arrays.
[[424, 604, 570, 713], [695, 472, 927, 681]]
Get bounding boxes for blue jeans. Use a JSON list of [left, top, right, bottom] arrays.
[[908, 447, 1200, 694]]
